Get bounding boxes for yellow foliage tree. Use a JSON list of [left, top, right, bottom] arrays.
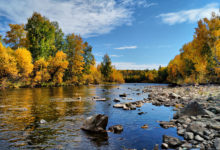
[[0, 42, 18, 81], [48, 51, 69, 84], [33, 58, 50, 84], [83, 65, 102, 84], [110, 68, 124, 83], [66, 34, 85, 83], [14, 48, 33, 79]]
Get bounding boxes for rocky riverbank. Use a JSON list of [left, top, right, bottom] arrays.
[[112, 85, 220, 149]]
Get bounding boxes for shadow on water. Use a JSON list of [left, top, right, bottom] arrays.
[[83, 131, 109, 147]]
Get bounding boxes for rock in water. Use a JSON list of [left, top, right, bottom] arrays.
[[141, 124, 148, 129], [81, 114, 108, 133], [119, 93, 127, 97], [174, 101, 207, 119], [159, 121, 175, 129], [108, 125, 123, 133], [153, 144, 159, 150], [163, 135, 182, 148], [40, 119, 47, 124]]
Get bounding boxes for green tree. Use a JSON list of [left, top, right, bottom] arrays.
[[100, 54, 112, 81], [0, 34, 3, 43], [25, 12, 55, 60], [52, 21, 65, 55], [83, 42, 95, 74]]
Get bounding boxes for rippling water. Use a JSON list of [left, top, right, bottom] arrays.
[[0, 83, 183, 150]]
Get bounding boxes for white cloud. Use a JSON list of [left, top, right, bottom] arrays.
[[121, 0, 157, 8], [158, 3, 220, 25], [0, 0, 156, 37], [110, 54, 123, 57], [112, 62, 166, 70], [114, 45, 137, 50]]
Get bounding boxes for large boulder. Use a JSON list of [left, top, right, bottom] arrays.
[[186, 122, 206, 136], [81, 114, 108, 133], [163, 135, 182, 148], [174, 101, 207, 119]]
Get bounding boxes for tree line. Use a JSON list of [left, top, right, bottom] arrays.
[[121, 13, 220, 85], [0, 12, 124, 88], [0, 12, 219, 88], [167, 13, 220, 84], [120, 66, 168, 83]]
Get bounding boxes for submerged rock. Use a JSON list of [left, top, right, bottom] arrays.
[[113, 98, 120, 102], [81, 114, 108, 133], [119, 93, 127, 97], [159, 121, 175, 129], [92, 96, 106, 101], [108, 125, 123, 133], [138, 112, 145, 115], [141, 124, 148, 129], [153, 144, 159, 150]]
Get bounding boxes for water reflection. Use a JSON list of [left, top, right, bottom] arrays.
[[0, 83, 181, 150]]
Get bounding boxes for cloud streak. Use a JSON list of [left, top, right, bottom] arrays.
[[110, 54, 123, 57], [0, 0, 156, 37], [112, 62, 165, 70], [114, 45, 137, 50], [158, 3, 220, 25]]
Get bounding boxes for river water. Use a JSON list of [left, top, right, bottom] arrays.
[[0, 83, 183, 150]]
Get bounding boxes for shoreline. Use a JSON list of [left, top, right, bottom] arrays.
[[114, 84, 220, 149], [1, 81, 219, 90]]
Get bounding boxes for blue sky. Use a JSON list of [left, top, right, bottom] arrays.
[[0, 0, 219, 69]]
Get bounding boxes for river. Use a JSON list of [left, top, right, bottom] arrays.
[[0, 83, 183, 150]]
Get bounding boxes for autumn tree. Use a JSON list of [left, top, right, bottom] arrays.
[[65, 33, 85, 83], [33, 58, 50, 84], [4, 24, 28, 50], [166, 12, 220, 84], [110, 68, 124, 83], [25, 12, 55, 60], [14, 48, 33, 79], [0, 42, 18, 82], [100, 54, 112, 81], [48, 51, 68, 83]]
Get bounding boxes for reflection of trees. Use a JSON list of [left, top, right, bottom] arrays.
[[25, 127, 57, 146], [0, 85, 99, 148]]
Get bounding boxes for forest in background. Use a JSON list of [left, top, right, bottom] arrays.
[[121, 13, 220, 85], [0, 12, 219, 88], [0, 12, 124, 88]]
